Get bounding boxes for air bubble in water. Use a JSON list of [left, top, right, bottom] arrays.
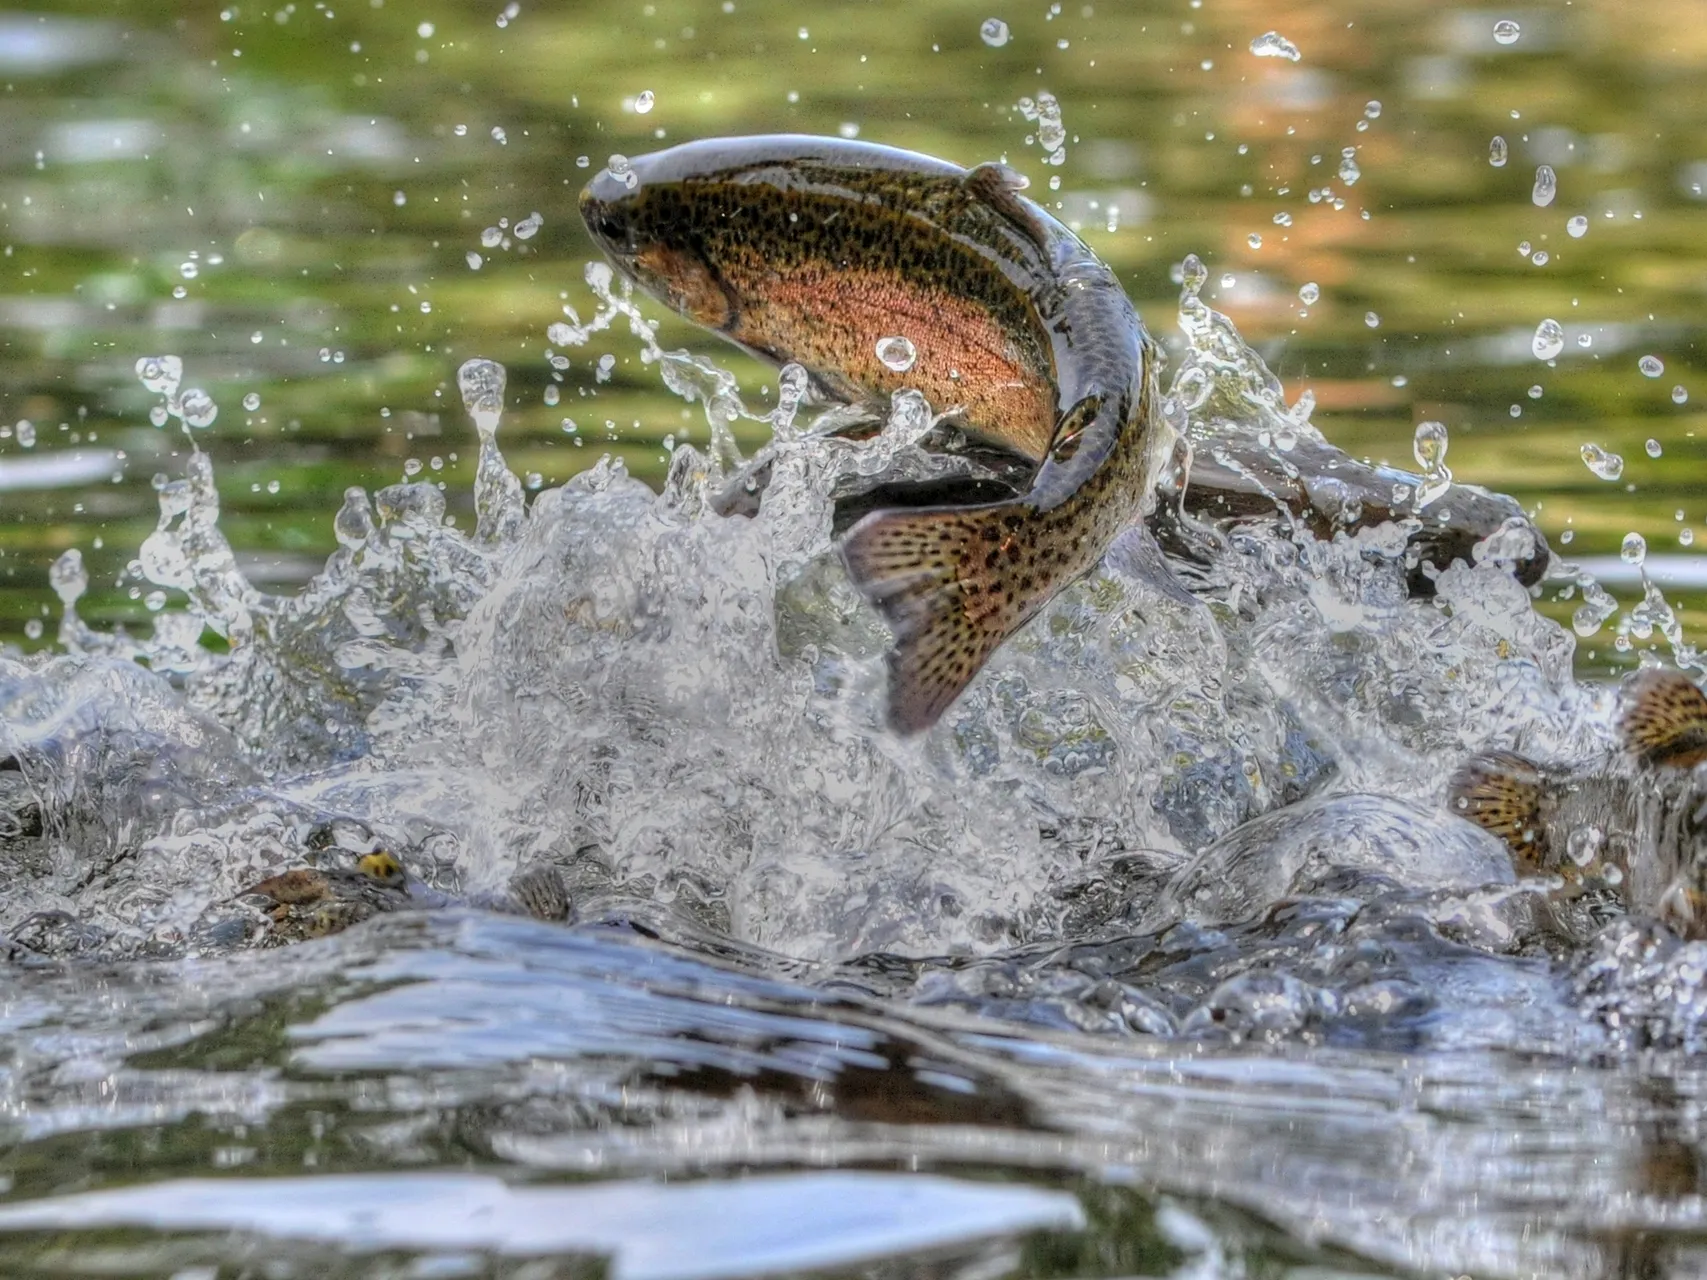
[[242, 392, 260, 411], [634, 90, 655, 114], [1674, 385, 1689, 404], [980, 17, 1009, 46], [136, 355, 184, 398], [1622, 532, 1647, 565], [179, 388, 218, 429], [1532, 319, 1565, 360], [1249, 31, 1301, 61], [1647, 438, 1663, 458], [1489, 136, 1508, 167], [1298, 282, 1320, 304], [1640, 354, 1665, 377], [1532, 165, 1557, 207], [1493, 18, 1520, 44], [1580, 442, 1624, 480], [1337, 147, 1360, 185], [1567, 215, 1588, 237], [876, 335, 918, 372], [1565, 826, 1603, 867]]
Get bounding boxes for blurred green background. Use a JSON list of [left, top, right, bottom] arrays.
[[1, 0, 1704, 670]]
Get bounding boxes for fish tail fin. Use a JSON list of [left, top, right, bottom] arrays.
[[1620, 669, 1707, 768], [1446, 750, 1549, 870], [841, 501, 1035, 734]]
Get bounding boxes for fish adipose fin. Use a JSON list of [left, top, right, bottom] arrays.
[[841, 501, 1038, 734], [1620, 669, 1707, 768], [961, 162, 1052, 254], [1446, 750, 1548, 869]]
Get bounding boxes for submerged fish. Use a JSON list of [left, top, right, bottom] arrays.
[[1447, 669, 1707, 936], [580, 135, 1170, 732]]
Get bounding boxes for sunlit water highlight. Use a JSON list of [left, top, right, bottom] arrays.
[[5, 264, 1707, 1277]]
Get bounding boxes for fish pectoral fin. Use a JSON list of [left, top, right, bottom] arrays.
[[1104, 524, 1202, 609], [1445, 750, 1549, 869], [962, 161, 1052, 255], [841, 501, 1036, 734], [1619, 669, 1707, 768]]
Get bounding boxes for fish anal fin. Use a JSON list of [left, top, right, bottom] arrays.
[[841, 501, 1036, 734], [1620, 669, 1707, 768], [962, 162, 1052, 254], [1446, 750, 1549, 870]]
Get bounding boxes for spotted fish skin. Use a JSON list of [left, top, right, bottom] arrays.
[[580, 135, 1166, 731], [1446, 670, 1707, 937]]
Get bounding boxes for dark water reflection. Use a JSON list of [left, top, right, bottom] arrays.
[[1, 0, 1706, 661]]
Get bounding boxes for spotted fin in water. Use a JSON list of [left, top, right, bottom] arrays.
[[1620, 669, 1707, 768], [841, 500, 1038, 734], [1446, 750, 1548, 869]]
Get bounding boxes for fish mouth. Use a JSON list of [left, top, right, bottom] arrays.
[[578, 168, 644, 261]]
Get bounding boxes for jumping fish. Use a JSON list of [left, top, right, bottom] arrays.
[[579, 135, 1170, 733], [1447, 669, 1707, 937]]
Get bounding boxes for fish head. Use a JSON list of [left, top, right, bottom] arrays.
[[579, 161, 734, 331]]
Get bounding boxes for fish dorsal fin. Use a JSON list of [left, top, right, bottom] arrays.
[[1620, 669, 1707, 768], [1446, 750, 1549, 871], [962, 162, 1052, 254]]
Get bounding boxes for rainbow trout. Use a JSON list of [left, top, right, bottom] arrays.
[[579, 135, 1169, 733], [1448, 669, 1707, 937]]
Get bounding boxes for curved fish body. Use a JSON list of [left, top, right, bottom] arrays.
[[579, 135, 1167, 733], [1448, 670, 1707, 937]]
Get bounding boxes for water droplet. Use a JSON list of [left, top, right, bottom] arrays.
[[1580, 442, 1624, 480], [1577, 332, 1593, 348], [1247, 233, 1262, 249], [1413, 420, 1449, 471], [1673, 385, 1689, 405], [1364, 100, 1381, 119], [1532, 165, 1557, 207], [144, 590, 167, 612], [544, 384, 560, 407], [1517, 241, 1532, 258], [1640, 354, 1665, 377], [1249, 31, 1301, 61], [1337, 147, 1360, 185], [491, 126, 507, 145], [22, 617, 41, 641], [392, 190, 406, 207], [1298, 282, 1320, 304], [1364, 311, 1380, 328], [1647, 438, 1663, 458], [416, 21, 434, 37], [1489, 136, 1508, 168], [15, 420, 34, 448], [980, 17, 1010, 46], [1528, 384, 1543, 399], [242, 392, 260, 411], [1492, 18, 1520, 45], [135, 355, 184, 398], [1273, 211, 1293, 226], [514, 212, 542, 240], [1532, 318, 1565, 361], [148, 405, 169, 428], [838, 122, 860, 139], [634, 89, 655, 114], [1531, 249, 1549, 266], [179, 261, 198, 280], [607, 154, 636, 189], [458, 358, 507, 431], [1567, 215, 1588, 238], [179, 388, 218, 429], [875, 335, 919, 373], [467, 251, 483, 270], [1622, 531, 1647, 565]]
